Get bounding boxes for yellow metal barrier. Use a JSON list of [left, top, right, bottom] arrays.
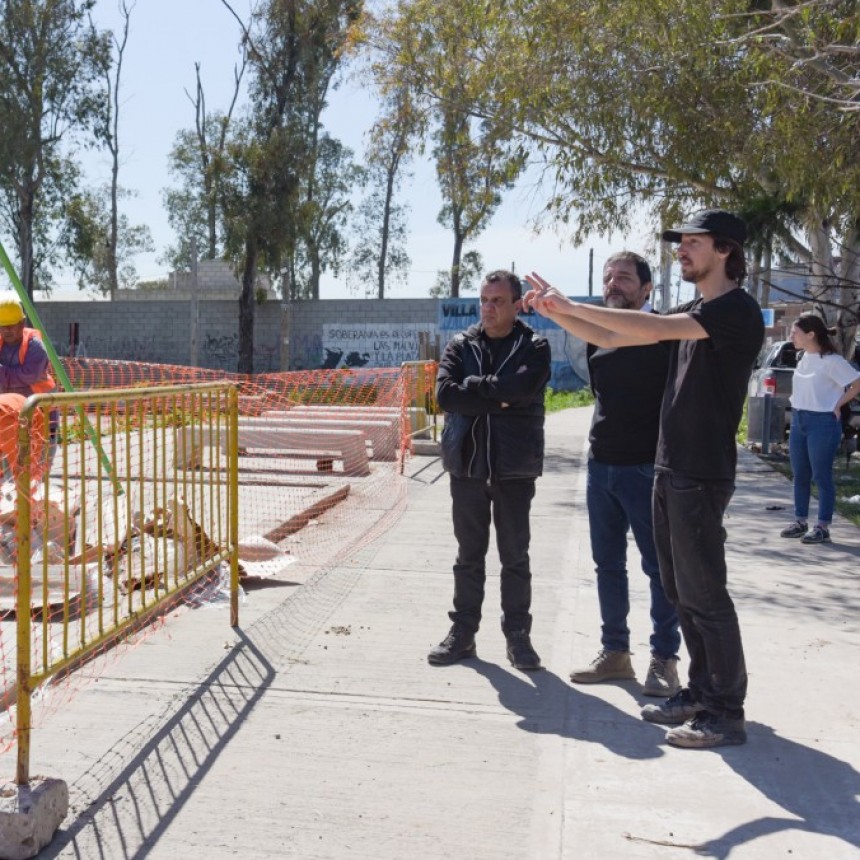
[[14, 383, 239, 785], [400, 360, 439, 444]]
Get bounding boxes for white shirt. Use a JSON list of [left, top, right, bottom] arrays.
[[790, 352, 860, 412]]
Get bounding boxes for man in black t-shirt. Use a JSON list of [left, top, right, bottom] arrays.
[[524, 210, 764, 750], [561, 252, 680, 697]]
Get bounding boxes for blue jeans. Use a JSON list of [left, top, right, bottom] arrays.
[[587, 459, 680, 658], [789, 409, 842, 525], [653, 471, 746, 719]]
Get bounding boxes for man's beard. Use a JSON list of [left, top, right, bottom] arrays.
[[604, 293, 635, 309]]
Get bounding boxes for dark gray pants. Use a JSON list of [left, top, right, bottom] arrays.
[[449, 476, 536, 635], [653, 470, 747, 719]]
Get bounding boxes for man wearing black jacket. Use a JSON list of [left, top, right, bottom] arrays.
[[429, 270, 551, 670]]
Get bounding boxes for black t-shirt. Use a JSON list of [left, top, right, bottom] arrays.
[[656, 288, 764, 480], [587, 336, 670, 465]]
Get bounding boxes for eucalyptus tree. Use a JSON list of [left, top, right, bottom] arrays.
[[221, 0, 362, 372], [0, 0, 109, 295], [99, 0, 131, 298], [163, 59, 246, 271], [348, 85, 416, 299], [433, 106, 523, 297], [376, 0, 860, 348], [62, 184, 154, 293], [372, 0, 523, 297], [292, 134, 363, 299]]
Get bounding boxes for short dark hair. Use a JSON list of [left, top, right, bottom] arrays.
[[794, 312, 838, 355], [712, 235, 747, 286], [483, 269, 521, 301], [604, 251, 652, 286]]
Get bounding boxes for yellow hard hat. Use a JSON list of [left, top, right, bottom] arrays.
[[0, 293, 24, 326]]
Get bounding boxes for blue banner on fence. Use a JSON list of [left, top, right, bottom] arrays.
[[438, 297, 597, 392]]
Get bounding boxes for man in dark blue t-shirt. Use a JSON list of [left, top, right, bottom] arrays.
[[524, 210, 764, 750]]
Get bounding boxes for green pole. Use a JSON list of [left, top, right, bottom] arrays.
[[0, 239, 122, 493]]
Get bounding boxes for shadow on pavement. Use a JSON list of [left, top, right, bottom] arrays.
[[466, 658, 665, 760], [469, 658, 860, 856], [40, 629, 274, 860], [693, 722, 860, 858]]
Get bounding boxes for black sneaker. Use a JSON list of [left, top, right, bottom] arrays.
[[506, 630, 542, 671], [640, 687, 702, 725], [665, 710, 747, 749], [427, 624, 476, 665]]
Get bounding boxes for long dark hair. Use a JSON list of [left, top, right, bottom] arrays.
[[712, 236, 747, 286], [794, 312, 838, 355]]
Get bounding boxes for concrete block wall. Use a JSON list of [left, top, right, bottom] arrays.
[[32, 297, 440, 373]]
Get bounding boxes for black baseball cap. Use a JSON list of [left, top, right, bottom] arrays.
[[662, 209, 747, 244]]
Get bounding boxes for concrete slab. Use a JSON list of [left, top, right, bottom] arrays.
[[6, 407, 859, 859]]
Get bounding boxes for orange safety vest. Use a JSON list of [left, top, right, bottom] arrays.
[[0, 328, 56, 394]]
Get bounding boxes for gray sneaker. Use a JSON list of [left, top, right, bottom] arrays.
[[780, 520, 808, 538], [641, 687, 701, 724], [665, 711, 747, 749], [642, 655, 681, 697], [570, 649, 635, 684], [801, 525, 831, 544]]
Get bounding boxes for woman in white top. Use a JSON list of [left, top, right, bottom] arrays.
[[780, 313, 860, 544]]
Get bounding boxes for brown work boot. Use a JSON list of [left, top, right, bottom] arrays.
[[569, 649, 635, 684], [642, 655, 681, 697]]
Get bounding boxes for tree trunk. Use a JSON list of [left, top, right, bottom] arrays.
[[108, 158, 119, 298], [377, 165, 396, 300], [238, 235, 257, 374], [207, 197, 218, 259], [310, 255, 321, 300], [760, 242, 772, 310], [835, 220, 860, 358], [748, 251, 761, 307], [450, 230, 464, 298], [806, 216, 836, 323], [17, 189, 35, 298]]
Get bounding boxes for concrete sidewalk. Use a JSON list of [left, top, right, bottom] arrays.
[[26, 406, 860, 858]]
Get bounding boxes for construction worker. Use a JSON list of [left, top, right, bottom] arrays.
[[0, 293, 56, 398], [0, 293, 54, 481]]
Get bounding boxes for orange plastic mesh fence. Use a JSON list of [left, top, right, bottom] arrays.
[[0, 359, 429, 761], [5, 383, 239, 778]]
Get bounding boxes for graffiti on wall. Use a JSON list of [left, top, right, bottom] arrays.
[[204, 333, 240, 364], [202, 332, 279, 371], [292, 332, 323, 371], [320, 323, 437, 369], [84, 336, 156, 363]]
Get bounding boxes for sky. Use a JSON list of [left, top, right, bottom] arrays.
[[56, 0, 662, 301]]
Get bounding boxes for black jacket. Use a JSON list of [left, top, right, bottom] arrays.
[[437, 318, 550, 480]]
